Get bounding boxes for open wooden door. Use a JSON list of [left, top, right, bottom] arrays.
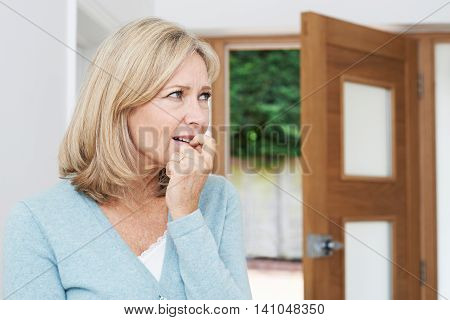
[[301, 12, 420, 299]]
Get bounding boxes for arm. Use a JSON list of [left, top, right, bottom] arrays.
[[2, 201, 66, 300], [167, 180, 253, 300]]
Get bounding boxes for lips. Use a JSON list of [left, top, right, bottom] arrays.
[[172, 134, 195, 143]]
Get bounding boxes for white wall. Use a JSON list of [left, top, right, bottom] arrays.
[[75, 0, 155, 101], [0, 0, 77, 290], [435, 43, 450, 300], [76, 45, 96, 102], [154, 0, 450, 36]]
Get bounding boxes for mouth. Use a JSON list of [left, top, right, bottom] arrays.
[[172, 135, 194, 144]]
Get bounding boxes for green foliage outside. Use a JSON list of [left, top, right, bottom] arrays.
[[229, 49, 301, 166]]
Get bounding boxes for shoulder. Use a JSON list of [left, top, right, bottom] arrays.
[[3, 179, 91, 237], [21, 178, 84, 207], [3, 179, 106, 261], [3, 201, 37, 238]]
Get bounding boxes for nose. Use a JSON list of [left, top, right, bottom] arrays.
[[183, 95, 209, 130]]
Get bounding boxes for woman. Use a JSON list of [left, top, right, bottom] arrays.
[[2, 17, 252, 300]]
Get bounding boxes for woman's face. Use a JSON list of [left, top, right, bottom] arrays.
[[128, 52, 211, 169]]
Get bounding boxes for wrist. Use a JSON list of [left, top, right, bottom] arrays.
[[170, 204, 198, 220]]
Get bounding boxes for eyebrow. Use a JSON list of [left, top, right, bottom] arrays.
[[164, 85, 212, 91]]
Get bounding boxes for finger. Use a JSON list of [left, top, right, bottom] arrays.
[[190, 134, 216, 154], [165, 160, 173, 178], [173, 144, 198, 174], [178, 141, 198, 158], [166, 152, 180, 178], [168, 151, 183, 162], [189, 134, 216, 172], [167, 151, 186, 177], [199, 134, 216, 159], [189, 134, 204, 153]]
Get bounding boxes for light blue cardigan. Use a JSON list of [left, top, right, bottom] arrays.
[[1, 174, 253, 300]]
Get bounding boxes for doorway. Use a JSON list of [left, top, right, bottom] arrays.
[[204, 36, 304, 299], [227, 47, 303, 299]]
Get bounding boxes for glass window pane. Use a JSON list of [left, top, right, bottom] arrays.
[[345, 221, 393, 299], [343, 81, 393, 178]]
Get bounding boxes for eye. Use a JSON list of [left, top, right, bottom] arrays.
[[199, 92, 212, 101], [167, 90, 183, 99]]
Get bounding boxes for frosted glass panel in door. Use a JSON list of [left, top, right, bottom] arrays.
[[345, 221, 393, 299], [343, 81, 393, 177]]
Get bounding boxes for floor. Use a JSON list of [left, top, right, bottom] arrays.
[[246, 258, 304, 300]]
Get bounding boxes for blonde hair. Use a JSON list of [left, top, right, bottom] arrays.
[[58, 17, 220, 205]]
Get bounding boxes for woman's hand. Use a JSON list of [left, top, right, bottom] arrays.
[[165, 133, 216, 219]]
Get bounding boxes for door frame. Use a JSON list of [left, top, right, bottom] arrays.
[[411, 33, 450, 300]]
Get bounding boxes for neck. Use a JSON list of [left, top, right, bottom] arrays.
[[128, 173, 162, 203], [103, 173, 163, 214]]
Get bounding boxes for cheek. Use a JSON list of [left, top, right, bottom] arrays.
[[202, 106, 209, 118], [142, 116, 178, 153], [128, 116, 161, 151]]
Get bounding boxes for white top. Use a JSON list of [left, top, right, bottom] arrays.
[[137, 230, 167, 281]]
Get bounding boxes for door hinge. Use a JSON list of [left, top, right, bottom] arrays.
[[420, 260, 427, 286], [417, 73, 424, 99]]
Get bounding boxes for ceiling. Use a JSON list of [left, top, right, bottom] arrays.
[[77, 0, 450, 49]]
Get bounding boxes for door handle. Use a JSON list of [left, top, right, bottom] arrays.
[[307, 234, 344, 258]]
